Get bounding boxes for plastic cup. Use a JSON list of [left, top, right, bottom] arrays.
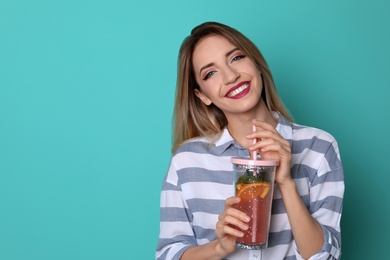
[[231, 157, 278, 249]]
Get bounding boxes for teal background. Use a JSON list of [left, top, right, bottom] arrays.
[[1, 0, 389, 259]]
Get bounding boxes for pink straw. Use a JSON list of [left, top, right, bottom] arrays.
[[251, 199, 258, 243], [251, 124, 258, 243], [251, 124, 257, 160]]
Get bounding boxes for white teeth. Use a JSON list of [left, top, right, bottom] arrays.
[[227, 83, 249, 97]]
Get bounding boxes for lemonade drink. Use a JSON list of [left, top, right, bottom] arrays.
[[231, 158, 278, 249]]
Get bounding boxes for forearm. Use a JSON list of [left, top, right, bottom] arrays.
[[278, 179, 324, 259], [180, 240, 226, 260]]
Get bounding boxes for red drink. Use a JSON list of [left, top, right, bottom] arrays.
[[235, 181, 272, 248]]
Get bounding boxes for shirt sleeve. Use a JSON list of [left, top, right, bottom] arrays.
[[293, 225, 342, 260], [155, 160, 195, 260], [294, 139, 344, 260]]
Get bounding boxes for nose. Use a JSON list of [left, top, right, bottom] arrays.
[[222, 65, 240, 84]]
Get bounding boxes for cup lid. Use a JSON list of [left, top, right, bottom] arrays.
[[231, 157, 279, 166]]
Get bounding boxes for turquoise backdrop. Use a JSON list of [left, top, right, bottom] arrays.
[[1, 0, 389, 259]]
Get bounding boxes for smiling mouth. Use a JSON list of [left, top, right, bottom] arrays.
[[226, 83, 249, 97]]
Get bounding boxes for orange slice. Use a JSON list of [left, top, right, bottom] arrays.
[[236, 182, 271, 200]]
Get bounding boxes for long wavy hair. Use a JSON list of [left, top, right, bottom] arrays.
[[172, 21, 292, 152]]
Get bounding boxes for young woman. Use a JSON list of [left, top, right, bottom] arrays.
[[156, 21, 344, 260]]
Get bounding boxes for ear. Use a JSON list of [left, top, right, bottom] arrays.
[[194, 89, 212, 106]]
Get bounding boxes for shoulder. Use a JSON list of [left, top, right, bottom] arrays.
[[166, 135, 233, 186], [291, 123, 337, 144], [288, 122, 343, 167], [174, 136, 214, 155], [276, 112, 337, 146], [290, 122, 343, 172], [277, 113, 339, 152], [173, 129, 234, 157], [170, 135, 224, 170]]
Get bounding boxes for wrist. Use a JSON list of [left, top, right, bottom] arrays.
[[277, 178, 296, 195], [213, 241, 227, 259], [181, 240, 227, 260]]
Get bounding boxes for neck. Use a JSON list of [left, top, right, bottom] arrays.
[[226, 100, 277, 149]]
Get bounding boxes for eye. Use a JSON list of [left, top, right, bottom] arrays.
[[203, 71, 215, 80], [231, 55, 246, 63]]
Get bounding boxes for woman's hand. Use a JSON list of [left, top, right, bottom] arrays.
[[246, 120, 325, 259], [181, 196, 250, 260], [214, 196, 250, 257], [247, 119, 292, 186]]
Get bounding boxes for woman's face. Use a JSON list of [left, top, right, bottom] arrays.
[[192, 34, 263, 116]]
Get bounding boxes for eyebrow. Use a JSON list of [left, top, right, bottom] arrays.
[[198, 47, 240, 76]]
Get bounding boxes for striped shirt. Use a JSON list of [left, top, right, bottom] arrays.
[[156, 113, 344, 260]]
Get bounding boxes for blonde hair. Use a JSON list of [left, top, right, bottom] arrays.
[[172, 21, 292, 152]]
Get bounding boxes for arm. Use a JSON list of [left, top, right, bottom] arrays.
[[293, 140, 344, 260], [249, 120, 344, 259], [180, 240, 224, 260], [156, 179, 195, 260], [181, 196, 250, 260], [278, 179, 325, 259], [157, 159, 250, 260]]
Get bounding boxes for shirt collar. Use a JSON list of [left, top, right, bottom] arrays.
[[210, 128, 237, 155]]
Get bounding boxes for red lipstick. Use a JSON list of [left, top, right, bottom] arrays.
[[225, 81, 250, 99]]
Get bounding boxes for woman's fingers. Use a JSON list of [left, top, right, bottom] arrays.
[[252, 137, 290, 153], [217, 223, 245, 238], [248, 119, 293, 186], [248, 119, 290, 151], [224, 196, 241, 207], [220, 197, 250, 224], [221, 211, 249, 230], [252, 119, 277, 132], [251, 122, 288, 143], [216, 197, 250, 238]]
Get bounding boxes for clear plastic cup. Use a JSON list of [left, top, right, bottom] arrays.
[[231, 157, 278, 249]]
